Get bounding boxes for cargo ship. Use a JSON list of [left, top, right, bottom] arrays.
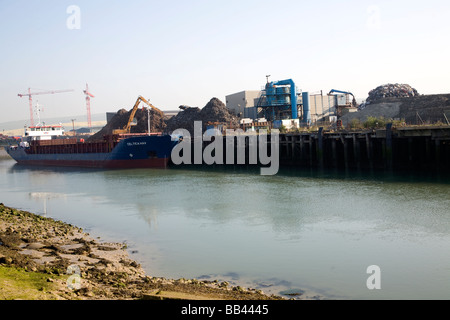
[[5, 124, 178, 169]]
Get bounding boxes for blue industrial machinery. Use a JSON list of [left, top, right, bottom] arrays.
[[257, 78, 312, 124], [257, 78, 310, 123], [302, 92, 311, 125], [328, 89, 357, 107], [266, 79, 298, 119]]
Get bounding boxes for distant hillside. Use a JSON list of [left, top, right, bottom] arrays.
[[1, 121, 107, 137], [0, 113, 107, 132]]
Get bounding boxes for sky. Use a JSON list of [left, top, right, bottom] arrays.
[[1, 0, 450, 124]]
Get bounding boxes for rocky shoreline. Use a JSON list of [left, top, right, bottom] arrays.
[[0, 203, 286, 300]]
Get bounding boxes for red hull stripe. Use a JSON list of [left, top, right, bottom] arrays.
[[16, 158, 170, 169]]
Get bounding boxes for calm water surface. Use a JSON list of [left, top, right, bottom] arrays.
[[1, 152, 449, 299]]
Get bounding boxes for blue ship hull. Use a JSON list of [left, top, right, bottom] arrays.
[[5, 135, 178, 169]]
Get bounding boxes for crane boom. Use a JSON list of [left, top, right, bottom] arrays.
[[83, 84, 95, 128], [18, 88, 74, 126], [328, 89, 355, 98], [113, 96, 164, 135], [18, 89, 74, 98]]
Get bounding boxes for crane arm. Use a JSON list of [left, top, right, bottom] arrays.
[[84, 91, 95, 98], [18, 89, 74, 97], [113, 96, 164, 135], [137, 96, 164, 116], [328, 89, 355, 98], [328, 89, 357, 107]]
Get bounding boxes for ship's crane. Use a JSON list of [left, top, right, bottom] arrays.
[[18, 88, 74, 126], [83, 83, 95, 128], [113, 96, 164, 135]]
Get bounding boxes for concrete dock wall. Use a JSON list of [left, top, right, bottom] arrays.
[[174, 126, 450, 173]]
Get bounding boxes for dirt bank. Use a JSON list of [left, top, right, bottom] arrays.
[[0, 203, 286, 300], [343, 94, 450, 126]]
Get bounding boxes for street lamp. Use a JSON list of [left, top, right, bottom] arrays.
[[147, 107, 151, 136], [71, 119, 76, 136]]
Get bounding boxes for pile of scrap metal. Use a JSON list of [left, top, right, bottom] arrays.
[[164, 98, 239, 135], [359, 83, 419, 110], [88, 96, 167, 141]]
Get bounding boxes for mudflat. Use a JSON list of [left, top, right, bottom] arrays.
[[0, 203, 284, 300]]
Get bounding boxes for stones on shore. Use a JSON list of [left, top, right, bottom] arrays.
[[0, 254, 11, 264], [26, 242, 45, 250], [279, 288, 305, 297], [1, 203, 287, 300]]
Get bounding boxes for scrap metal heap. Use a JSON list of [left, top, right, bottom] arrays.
[[89, 97, 239, 141], [164, 98, 239, 136], [360, 83, 420, 110], [88, 97, 167, 142]]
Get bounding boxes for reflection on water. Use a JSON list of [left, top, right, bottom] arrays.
[[1, 158, 450, 299]]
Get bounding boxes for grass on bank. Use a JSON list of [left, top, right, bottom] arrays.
[[0, 265, 68, 300]]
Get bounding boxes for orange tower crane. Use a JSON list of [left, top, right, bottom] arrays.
[[83, 83, 95, 128], [18, 88, 74, 126]]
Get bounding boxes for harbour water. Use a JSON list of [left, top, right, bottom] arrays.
[[1, 150, 449, 299]]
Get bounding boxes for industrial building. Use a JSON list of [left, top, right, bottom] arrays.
[[225, 91, 261, 119], [226, 78, 357, 128], [257, 78, 304, 123], [308, 90, 358, 123]]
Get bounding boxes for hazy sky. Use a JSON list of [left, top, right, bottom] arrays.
[[1, 0, 449, 124]]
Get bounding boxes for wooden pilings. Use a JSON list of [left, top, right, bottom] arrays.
[[279, 125, 450, 172], [175, 126, 450, 173]]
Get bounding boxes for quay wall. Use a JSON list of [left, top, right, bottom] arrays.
[[172, 126, 450, 173]]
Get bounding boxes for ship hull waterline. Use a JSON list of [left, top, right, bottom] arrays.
[[5, 135, 178, 170], [10, 158, 170, 169]]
